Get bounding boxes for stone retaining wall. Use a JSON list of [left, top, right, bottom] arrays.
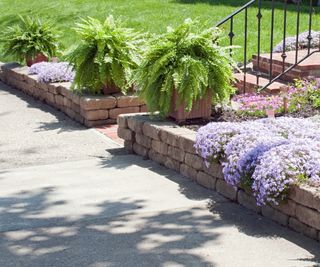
[[0, 63, 147, 127], [118, 113, 320, 242]]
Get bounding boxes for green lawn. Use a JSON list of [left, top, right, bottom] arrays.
[[0, 0, 319, 62]]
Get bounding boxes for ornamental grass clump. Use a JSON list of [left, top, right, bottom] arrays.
[[67, 15, 144, 95], [195, 117, 320, 205], [135, 18, 235, 117]]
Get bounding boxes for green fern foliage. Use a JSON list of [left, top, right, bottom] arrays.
[[0, 16, 60, 63], [67, 16, 144, 95], [135, 19, 235, 116]]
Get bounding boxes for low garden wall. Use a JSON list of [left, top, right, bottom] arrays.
[[118, 113, 320, 242], [0, 62, 147, 127]]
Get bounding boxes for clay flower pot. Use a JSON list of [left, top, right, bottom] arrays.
[[102, 83, 122, 95], [26, 53, 48, 67], [169, 89, 212, 122]]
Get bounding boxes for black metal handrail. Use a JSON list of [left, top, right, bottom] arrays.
[[215, 0, 320, 94]]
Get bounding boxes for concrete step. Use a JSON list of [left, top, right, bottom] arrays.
[[233, 73, 287, 95], [252, 50, 320, 82]]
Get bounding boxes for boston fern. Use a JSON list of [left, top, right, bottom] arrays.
[[67, 16, 143, 95], [135, 19, 235, 116], [0, 16, 60, 62]]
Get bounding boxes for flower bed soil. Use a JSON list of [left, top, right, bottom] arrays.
[[0, 62, 147, 127], [118, 113, 320, 242]]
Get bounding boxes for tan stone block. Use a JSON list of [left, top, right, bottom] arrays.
[[296, 204, 320, 230], [160, 127, 195, 147], [117, 128, 134, 141], [148, 149, 165, 165], [55, 95, 64, 107], [37, 82, 49, 92], [127, 116, 145, 134], [114, 93, 144, 107], [82, 110, 109, 121], [63, 97, 72, 108], [38, 89, 47, 101], [216, 180, 238, 201], [180, 163, 197, 180], [164, 157, 180, 172], [71, 103, 81, 114], [48, 83, 60, 94], [80, 95, 117, 111], [261, 205, 289, 226], [124, 140, 134, 153], [142, 122, 161, 140], [117, 115, 128, 128], [72, 93, 81, 105], [135, 133, 152, 148], [109, 107, 140, 119], [65, 107, 77, 120], [289, 217, 318, 240], [272, 200, 296, 217], [151, 140, 168, 155], [133, 143, 149, 157], [178, 134, 197, 154], [238, 190, 261, 213], [289, 185, 320, 212], [59, 84, 73, 99], [185, 153, 203, 170], [167, 146, 185, 162], [203, 162, 224, 179], [26, 75, 38, 86], [196, 171, 216, 190], [46, 92, 55, 105]]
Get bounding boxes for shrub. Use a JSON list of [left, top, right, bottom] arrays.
[[135, 18, 235, 117], [67, 15, 144, 95], [0, 16, 60, 63]]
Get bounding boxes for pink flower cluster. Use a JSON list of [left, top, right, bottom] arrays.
[[232, 93, 283, 115]]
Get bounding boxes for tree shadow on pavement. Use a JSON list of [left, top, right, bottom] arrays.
[[0, 187, 218, 267]]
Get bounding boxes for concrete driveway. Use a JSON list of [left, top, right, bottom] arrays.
[[0, 82, 320, 267]]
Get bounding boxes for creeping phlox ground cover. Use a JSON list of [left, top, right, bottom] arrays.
[[28, 62, 75, 83], [232, 78, 320, 117], [195, 117, 320, 206]]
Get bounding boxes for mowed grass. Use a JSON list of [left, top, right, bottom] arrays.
[[0, 0, 319, 62]]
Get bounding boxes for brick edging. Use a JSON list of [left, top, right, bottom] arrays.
[[118, 113, 320, 242], [0, 62, 147, 127]]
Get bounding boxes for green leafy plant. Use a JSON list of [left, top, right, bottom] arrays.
[[288, 78, 320, 112], [0, 16, 60, 63], [134, 19, 235, 117], [67, 15, 144, 95]]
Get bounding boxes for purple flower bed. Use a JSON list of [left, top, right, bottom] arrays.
[[28, 62, 75, 83], [195, 117, 320, 205]]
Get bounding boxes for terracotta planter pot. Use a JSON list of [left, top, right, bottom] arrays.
[[169, 89, 212, 122], [102, 83, 122, 95], [26, 53, 48, 67]]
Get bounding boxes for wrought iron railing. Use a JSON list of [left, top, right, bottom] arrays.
[[216, 0, 320, 93]]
